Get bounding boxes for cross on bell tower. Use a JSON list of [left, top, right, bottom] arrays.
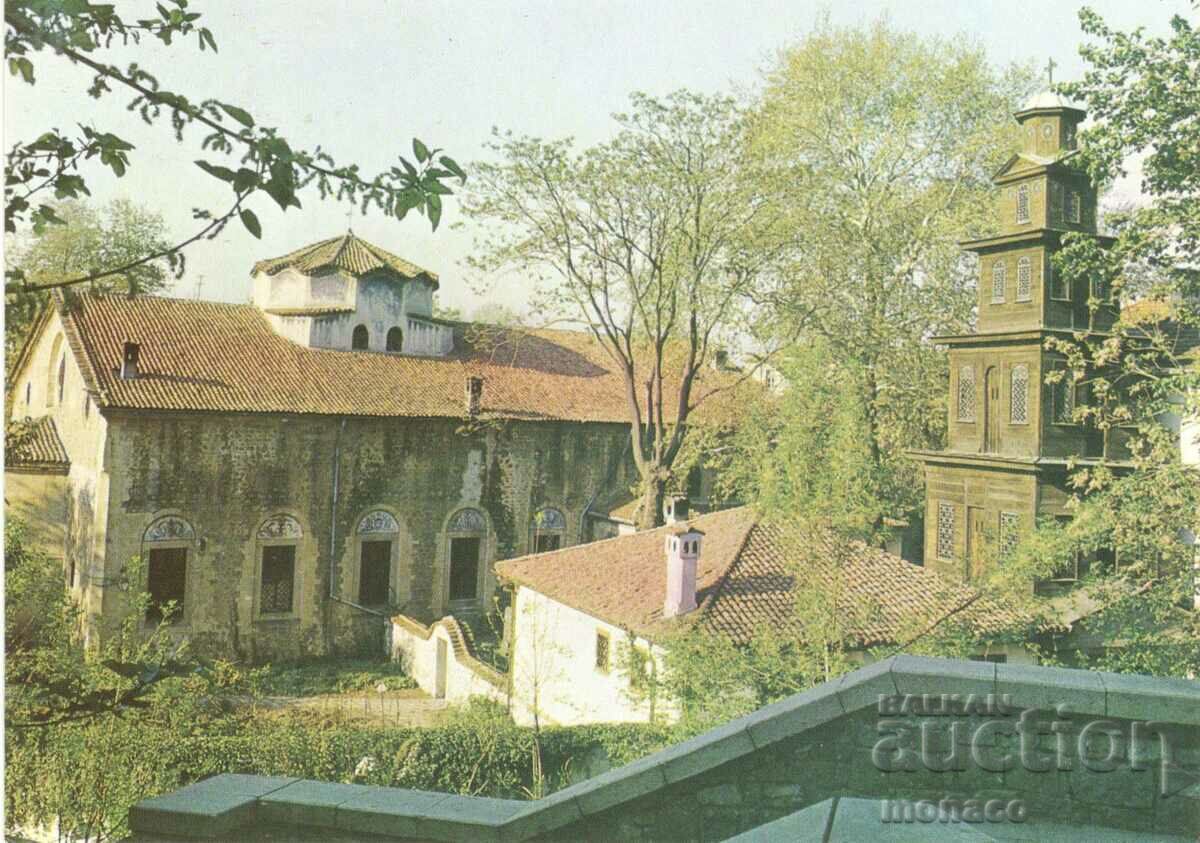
[[1045, 57, 1056, 86]]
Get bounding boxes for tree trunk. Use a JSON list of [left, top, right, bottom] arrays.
[[635, 472, 667, 531]]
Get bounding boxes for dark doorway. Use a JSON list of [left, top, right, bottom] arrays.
[[386, 327, 403, 352], [351, 324, 369, 350], [147, 547, 187, 623], [983, 366, 1001, 453], [448, 537, 481, 601], [359, 540, 391, 605], [534, 533, 561, 554]]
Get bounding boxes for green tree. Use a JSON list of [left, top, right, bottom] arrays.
[[1013, 7, 1200, 678], [463, 91, 787, 528], [5, 198, 174, 361], [743, 17, 1037, 536], [4, 1, 465, 293]]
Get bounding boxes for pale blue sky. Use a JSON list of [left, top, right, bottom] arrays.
[[4, 1, 1194, 314]]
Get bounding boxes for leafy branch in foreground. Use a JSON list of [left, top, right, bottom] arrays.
[[5, 0, 466, 292]]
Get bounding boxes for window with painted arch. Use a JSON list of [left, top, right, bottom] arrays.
[[357, 510, 399, 605], [256, 514, 302, 616], [143, 515, 195, 624], [532, 507, 566, 553], [446, 508, 486, 602]]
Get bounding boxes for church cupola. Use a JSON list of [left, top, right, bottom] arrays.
[[1012, 63, 1086, 160], [249, 232, 453, 356]]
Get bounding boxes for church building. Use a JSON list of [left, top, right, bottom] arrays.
[[911, 90, 1124, 583], [4, 233, 685, 660]]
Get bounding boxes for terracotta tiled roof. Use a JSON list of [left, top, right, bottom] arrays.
[[497, 506, 1023, 647], [251, 233, 438, 287], [55, 292, 741, 422], [5, 416, 70, 473]]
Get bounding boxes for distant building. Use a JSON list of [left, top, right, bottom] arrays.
[[6, 233, 733, 660]]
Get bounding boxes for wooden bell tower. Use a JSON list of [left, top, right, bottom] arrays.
[[910, 85, 1121, 582]]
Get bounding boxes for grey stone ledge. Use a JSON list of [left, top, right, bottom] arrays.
[[892, 654, 998, 700], [129, 774, 299, 839], [1099, 670, 1200, 726], [997, 662, 1107, 716]]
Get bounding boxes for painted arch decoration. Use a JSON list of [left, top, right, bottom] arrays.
[[257, 514, 303, 540], [447, 508, 487, 534], [144, 515, 195, 543], [533, 507, 566, 531], [357, 510, 400, 535]]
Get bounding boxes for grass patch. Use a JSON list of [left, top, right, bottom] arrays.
[[251, 656, 418, 697]]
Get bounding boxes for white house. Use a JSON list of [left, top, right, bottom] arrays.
[[493, 505, 1030, 726]]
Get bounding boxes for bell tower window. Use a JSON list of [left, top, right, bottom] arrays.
[[991, 261, 1006, 303], [1016, 257, 1032, 302], [1067, 190, 1081, 224], [957, 365, 976, 422], [351, 324, 369, 350], [1016, 184, 1030, 224]]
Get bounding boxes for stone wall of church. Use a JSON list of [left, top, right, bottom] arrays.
[[97, 410, 634, 661]]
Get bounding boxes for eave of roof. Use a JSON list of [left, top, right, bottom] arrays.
[[251, 233, 439, 288], [5, 416, 70, 474]]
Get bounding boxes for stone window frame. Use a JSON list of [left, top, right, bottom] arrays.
[[440, 507, 492, 611], [991, 260, 1006, 303], [252, 513, 306, 623], [594, 628, 611, 674], [957, 365, 976, 423], [531, 506, 567, 554], [351, 508, 403, 608], [1009, 364, 1030, 425], [1016, 257, 1033, 302], [1016, 184, 1031, 225], [936, 501, 957, 562], [141, 513, 196, 628]]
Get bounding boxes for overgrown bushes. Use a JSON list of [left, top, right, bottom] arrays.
[[6, 701, 671, 841]]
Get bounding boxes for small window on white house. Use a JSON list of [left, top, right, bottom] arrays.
[[57, 356, 66, 405], [1016, 257, 1032, 302], [1010, 365, 1029, 425], [595, 630, 611, 673], [936, 502, 956, 561], [957, 366, 976, 422], [991, 261, 1006, 303], [24, 382, 31, 407], [1016, 184, 1031, 224]]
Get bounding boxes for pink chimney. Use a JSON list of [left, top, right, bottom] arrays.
[[663, 527, 704, 618]]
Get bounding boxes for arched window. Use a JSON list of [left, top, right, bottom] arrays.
[[1067, 190, 1081, 224], [957, 365, 976, 422], [351, 324, 369, 350], [143, 516, 195, 623], [356, 510, 399, 605], [57, 355, 66, 405], [991, 261, 1006, 303], [1016, 184, 1030, 224], [532, 507, 566, 553], [1010, 365, 1029, 424], [386, 327, 403, 352], [447, 508, 486, 603], [1016, 257, 1032, 302], [256, 514, 302, 616]]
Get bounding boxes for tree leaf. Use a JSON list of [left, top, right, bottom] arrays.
[[195, 160, 237, 183], [413, 138, 430, 164], [240, 208, 262, 238], [220, 103, 254, 129], [426, 193, 442, 231], [439, 155, 467, 182]]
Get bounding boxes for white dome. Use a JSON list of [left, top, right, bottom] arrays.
[[1019, 90, 1082, 112]]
